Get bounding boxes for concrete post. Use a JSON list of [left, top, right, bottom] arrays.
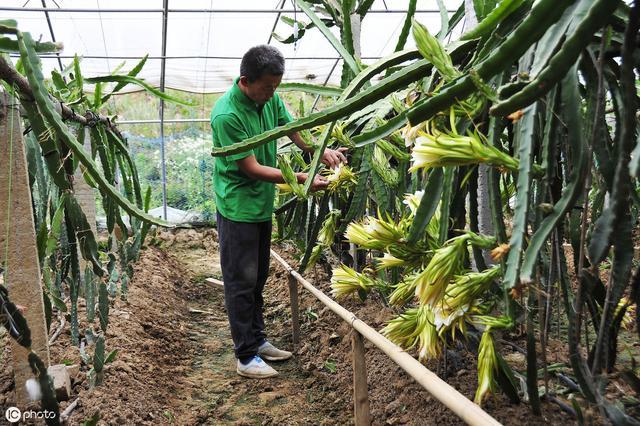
[[0, 91, 51, 406]]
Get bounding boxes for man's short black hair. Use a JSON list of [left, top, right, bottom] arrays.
[[240, 45, 285, 82]]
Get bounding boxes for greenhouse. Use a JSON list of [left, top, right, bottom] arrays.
[[0, 0, 638, 424]]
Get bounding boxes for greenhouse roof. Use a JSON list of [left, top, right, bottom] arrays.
[[1, 0, 461, 93]]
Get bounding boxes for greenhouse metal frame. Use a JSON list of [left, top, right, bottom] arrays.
[[1, 1, 450, 219]]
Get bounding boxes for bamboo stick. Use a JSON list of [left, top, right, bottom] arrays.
[[270, 249, 502, 426]]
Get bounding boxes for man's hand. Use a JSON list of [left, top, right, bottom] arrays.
[[310, 175, 329, 192], [295, 172, 329, 192], [289, 132, 348, 168], [321, 147, 348, 169]]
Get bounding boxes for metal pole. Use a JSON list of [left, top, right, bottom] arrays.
[[118, 118, 210, 125], [10, 54, 383, 60], [267, 0, 287, 44], [40, 0, 64, 71], [159, 0, 169, 220], [0, 7, 449, 13], [311, 58, 339, 111]]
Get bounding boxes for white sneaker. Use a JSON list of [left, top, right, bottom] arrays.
[[236, 356, 279, 379], [258, 341, 293, 361]]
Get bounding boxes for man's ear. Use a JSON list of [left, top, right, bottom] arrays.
[[239, 76, 249, 86]]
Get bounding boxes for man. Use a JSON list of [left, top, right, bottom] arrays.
[[211, 45, 347, 379]]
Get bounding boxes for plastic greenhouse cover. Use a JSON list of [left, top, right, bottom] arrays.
[[2, 0, 462, 94]]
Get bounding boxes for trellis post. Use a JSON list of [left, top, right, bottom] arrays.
[[0, 91, 51, 406], [287, 273, 301, 345]]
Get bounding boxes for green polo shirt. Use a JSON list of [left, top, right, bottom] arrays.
[[211, 78, 293, 223]]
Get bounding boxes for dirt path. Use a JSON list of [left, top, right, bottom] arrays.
[[1, 228, 348, 425], [168, 229, 344, 425]]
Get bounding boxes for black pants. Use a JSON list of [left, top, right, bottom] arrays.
[[217, 212, 272, 360]]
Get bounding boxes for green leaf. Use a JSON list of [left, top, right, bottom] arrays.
[[490, 0, 622, 116], [495, 352, 521, 403], [101, 54, 148, 103], [356, 0, 375, 17], [105, 349, 118, 364], [519, 68, 586, 283], [393, 0, 417, 51], [341, 146, 372, 230], [0, 36, 62, 53], [213, 59, 429, 159], [94, 335, 105, 373], [48, 290, 68, 313], [408, 0, 576, 124], [353, 113, 408, 147], [85, 74, 195, 106], [51, 69, 68, 92], [0, 19, 18, 29], [108, 130, 143, 207], [461, 0, 525, 41], [277, 82, 342, 97], [371, 166, 391, 210], [17, 32, 170, 228], [435, 0, 449, 41], [64, 194, 104, 276], [298, 193, 330, 272], [295, 0, 362, 74], [323, 359, 337, 373], [438, 167, 455, 244], [341, 0, 356, 57], [98, 282, 109, 332], [503, 102, 539, 290], [529, 0, 594, 77], [36, 220, 48, 266], [93, 82, 102, 109], [45, 197, 65, 257], [73, 54, 84, 99], [21, 102, 70, 190], [271, 15, 335, 44], [83, 411, 100, 426], [407, 168, 444, 245]]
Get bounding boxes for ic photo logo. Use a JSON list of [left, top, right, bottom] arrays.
[[4, 406, 57, 423], [5, 406, 21, 423]]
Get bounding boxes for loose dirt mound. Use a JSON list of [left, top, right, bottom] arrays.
[[1, 243, 193, 424]]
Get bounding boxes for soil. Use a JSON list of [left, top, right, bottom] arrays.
[[0, 228, 627, 425]]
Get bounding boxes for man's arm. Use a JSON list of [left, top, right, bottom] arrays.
[[236, 155, 328, 191], [288, 132, 348, 169]]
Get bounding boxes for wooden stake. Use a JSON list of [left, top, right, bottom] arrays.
[[288, 273, 300, 346], [352, 330, 371, 426], [0, 91, 50, 406]]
